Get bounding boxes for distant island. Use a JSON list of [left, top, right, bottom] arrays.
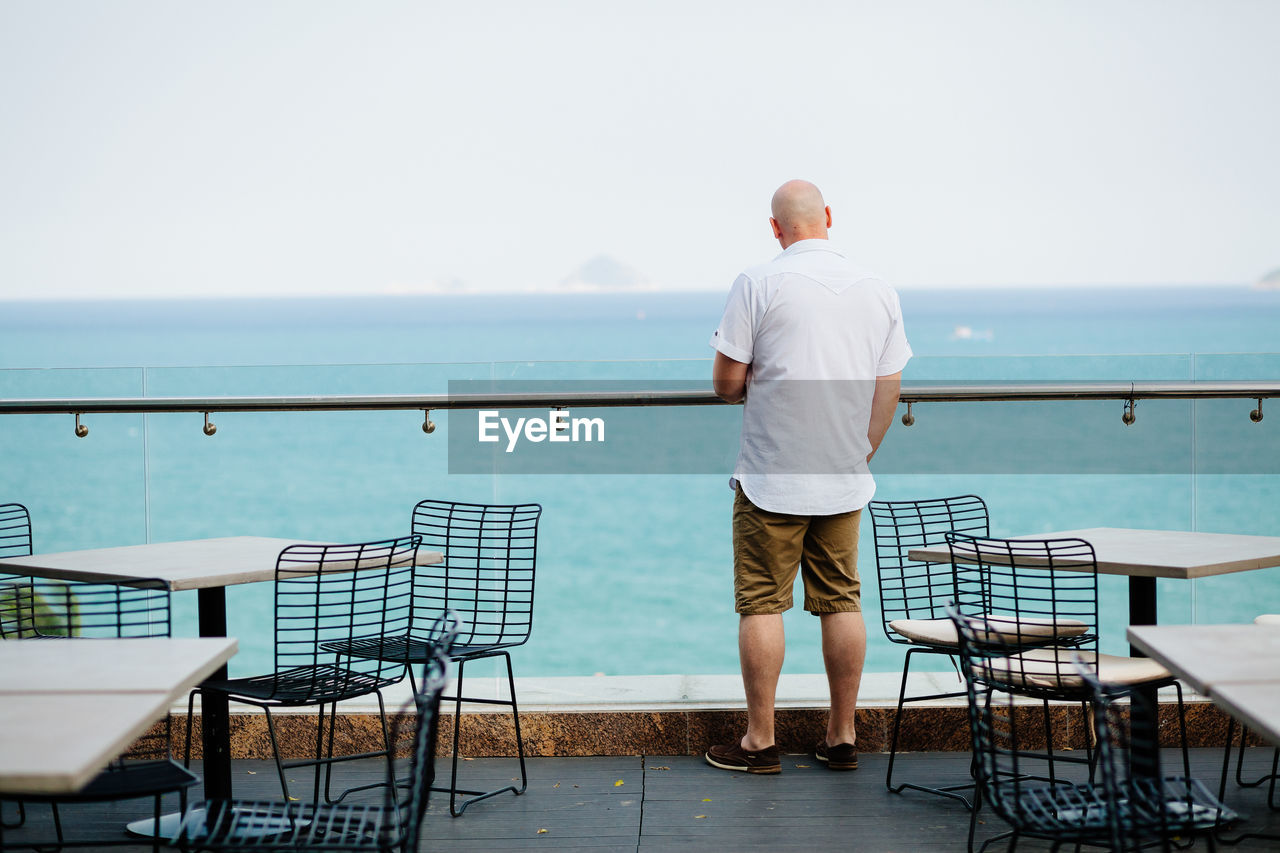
[[1257, 268, 1280, 290]]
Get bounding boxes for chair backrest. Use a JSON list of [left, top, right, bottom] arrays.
[[948, 604, 1092, 837], [0, 503, 33, 594], [387, 610, 458, 852], [1076, 661, 1206, 848], [0, 577, 170, 639], [867, 496, 988, 638], [0, 503, 32, 559], [273, 536, 419, 701], [1, 577, 175, 761], [947, 533, 1099, 698], [410, 500, 542, 649]]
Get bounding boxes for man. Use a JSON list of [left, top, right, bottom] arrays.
[[705, 179, 911, 775]]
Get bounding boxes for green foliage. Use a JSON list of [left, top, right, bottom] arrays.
[[0, 582, 77, 638]]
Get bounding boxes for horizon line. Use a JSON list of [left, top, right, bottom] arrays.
[[0, 280, 1263, 304]]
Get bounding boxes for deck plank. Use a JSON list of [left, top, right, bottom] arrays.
[[1, 750, 1277, 852]]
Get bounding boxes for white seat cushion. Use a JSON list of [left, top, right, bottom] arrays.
[[1255, 614, 1280, 626], [968, 614, 1089, 645], [889, 613, 1089, 648], [978, 647, 1171, 691], [888, 618, 958, 646]]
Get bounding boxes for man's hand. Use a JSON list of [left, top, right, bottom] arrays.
[[713, 352, 750, 403], [867, 371, 902, 462]]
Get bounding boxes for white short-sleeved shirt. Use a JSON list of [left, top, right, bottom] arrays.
[[710, 239, 912, 515]]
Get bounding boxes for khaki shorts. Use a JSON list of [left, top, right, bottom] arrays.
[[732, 487, 862, 615]]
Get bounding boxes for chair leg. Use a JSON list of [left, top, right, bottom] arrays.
[[885, 650, 913, 793], [1234, 724, 1253, 786], [324, 690, 397, 803], [967, 759, 984, 853], [883, 648, 973, 808], [447, 657, 468, 817], [1081, 700, 1096, 779], [1268, 748, 1280, 810], [262, 706, 293, 803], [183, 689, 198, 769], [1173, 682, 1191, 781], [312, 700, 328, 806], [1220, 716, 1237, 803], [151, 793, 162, 853], [1042, 699, 1057, 788], [435, 652, 527, 817], [498, 651, 528, 796]]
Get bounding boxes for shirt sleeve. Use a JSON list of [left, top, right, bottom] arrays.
[[876, 289, 913, 376], [709, 273, 756, 364]]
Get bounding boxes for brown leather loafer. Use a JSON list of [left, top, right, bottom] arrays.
[[813, 741, 858, 770], [705, 741, 781, 774]]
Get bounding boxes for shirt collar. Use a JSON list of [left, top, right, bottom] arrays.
[[776, 238, 844, 259]]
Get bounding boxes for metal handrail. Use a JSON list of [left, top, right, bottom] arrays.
[[2, 381, 1273, 437], [1, 381, 1277, 415]]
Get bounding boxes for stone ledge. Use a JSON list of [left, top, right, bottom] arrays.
[[168, 698, 1263, 760]]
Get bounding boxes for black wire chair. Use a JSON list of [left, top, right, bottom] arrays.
[[0, 578, 198, 853], [0, 503, 32, 561], [327, 501, 541, 817], [950, 605, 1232, 853], [0, 503, 33, 833], [1081, 660, 1234, 852], [172, 612, 460, 853], [867, 495, 989, 807], [185, 537, 419, 806], [1222, 613, 1280, 811], [947, 534, 1192, 852], [948, 534, 1189, 755]]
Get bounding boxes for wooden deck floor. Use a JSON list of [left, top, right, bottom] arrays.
[[4, 749, 1278, 851]]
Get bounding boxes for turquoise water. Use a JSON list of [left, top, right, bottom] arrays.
[[2, 287, 1279, 678]]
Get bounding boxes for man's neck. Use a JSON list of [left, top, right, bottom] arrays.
[[779, 232, 828, 250]]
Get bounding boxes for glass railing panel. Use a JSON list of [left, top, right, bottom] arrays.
[[5, 353, 1254, 680], [863, 353, 1198, 668], [474, 355, 1202, 674], [0, 368, 147, 551], [1189, 353, 1280, 624], [142, 362, 496, 674], [479, 360, 739, 675]]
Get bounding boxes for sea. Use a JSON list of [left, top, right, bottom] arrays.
[[2, 286, 1279, 679]]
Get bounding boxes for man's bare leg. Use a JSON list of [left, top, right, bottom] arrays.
[[740, 612, 785, 750], [820, 610, 866, 746]]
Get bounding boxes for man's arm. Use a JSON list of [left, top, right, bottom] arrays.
[[866, 371, 902, 462], [713, 351, 750, 403]]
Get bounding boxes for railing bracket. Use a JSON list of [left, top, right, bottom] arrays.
[[74, 413, 88, 438], [203, 412, 217, 436], [1251, 399, 1264, 423], [1122, 398, 1136, 426], [901, 402, 915, 427], [422, 410, 436, 434]]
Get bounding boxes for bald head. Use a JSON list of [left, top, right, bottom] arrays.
[[769, 180, 831, 248]]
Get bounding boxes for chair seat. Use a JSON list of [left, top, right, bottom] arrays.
[[202, 664, 401, 705], [172, 799, 396, 851], [20, 760, 198, 804], [889, 613, 1089, 648], [980, 647, 1172, 691], [1009, 775, 1233, 840], [325, 634, 518, 664]]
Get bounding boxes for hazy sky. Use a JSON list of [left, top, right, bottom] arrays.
[[1, 1, 1277, 299]]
